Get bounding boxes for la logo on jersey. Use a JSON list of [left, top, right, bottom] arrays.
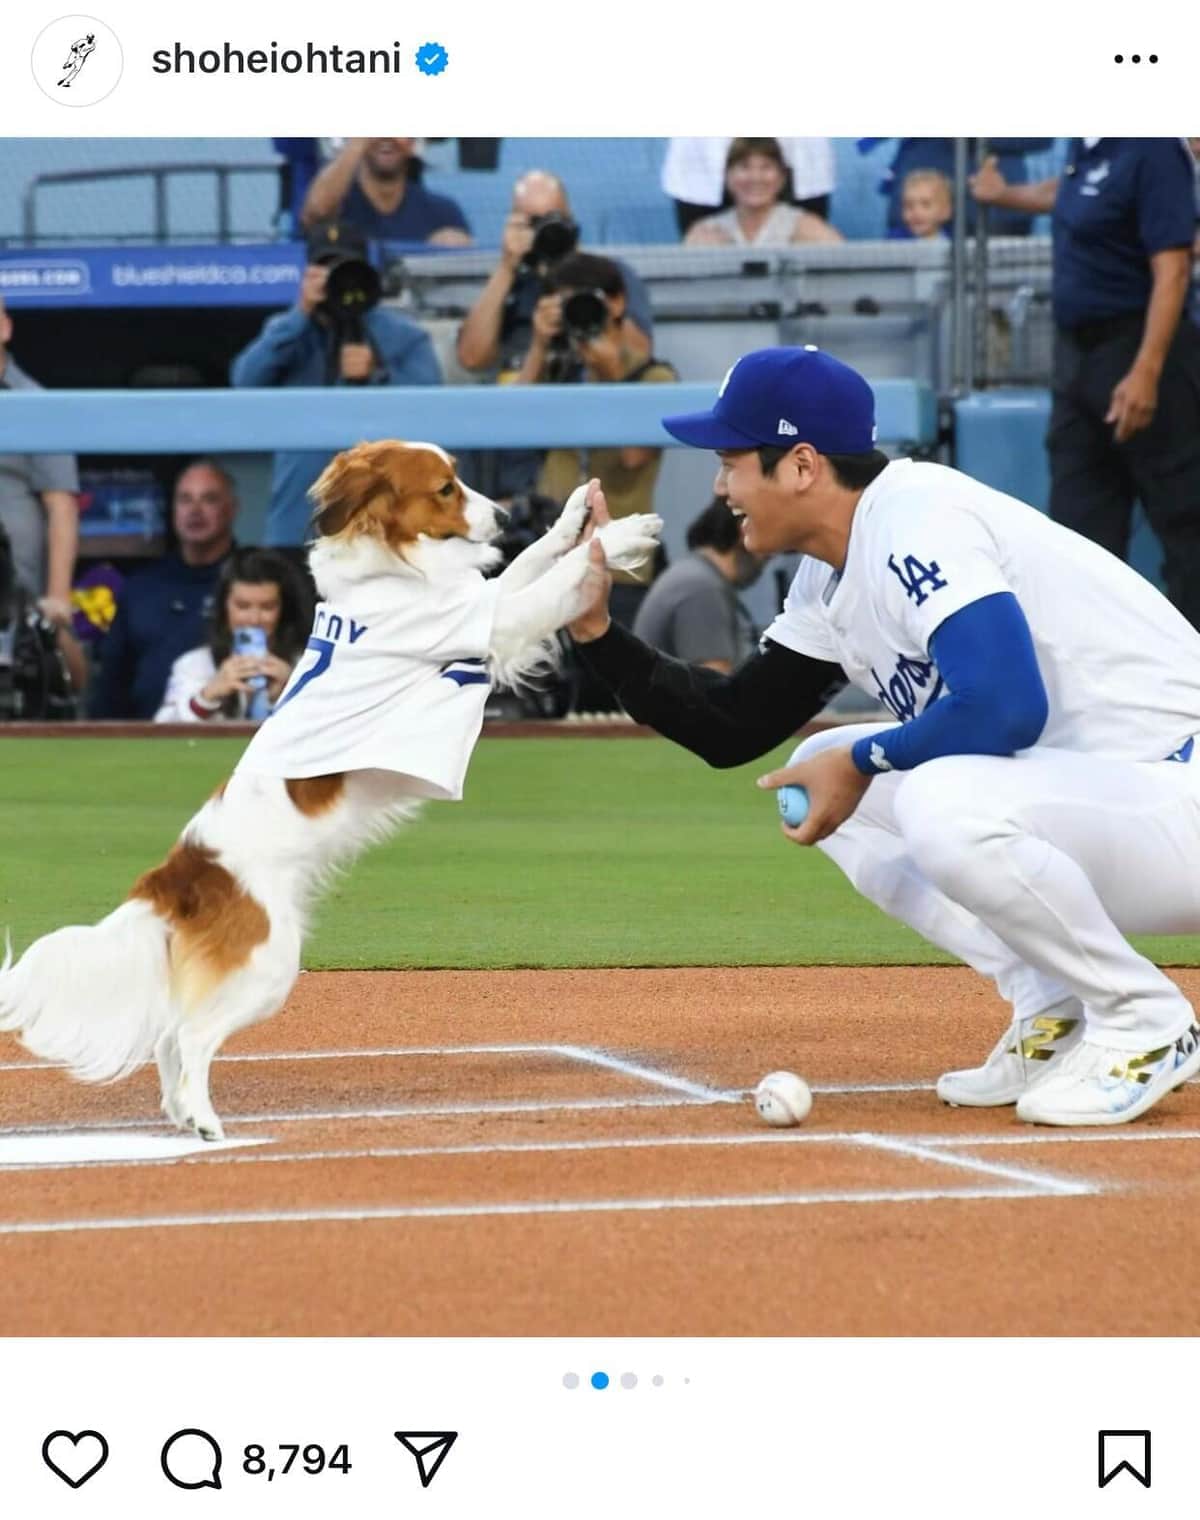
[[887, 552, 947, 607]]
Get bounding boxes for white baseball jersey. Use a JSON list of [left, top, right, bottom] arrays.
[[235, 572, 501, 800], [765, 459, 1200, 761]]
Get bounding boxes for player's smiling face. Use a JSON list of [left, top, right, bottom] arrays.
[[715, 449, 807, 555]]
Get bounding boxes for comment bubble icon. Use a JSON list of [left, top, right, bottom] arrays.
[[161, 1428, 223, 1490]]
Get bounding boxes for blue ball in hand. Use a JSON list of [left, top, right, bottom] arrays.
[[777, 785, 810, 828]]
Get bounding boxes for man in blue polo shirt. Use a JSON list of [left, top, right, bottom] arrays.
[[972, 138, 1200, 630], [300, 138, 472, 245]]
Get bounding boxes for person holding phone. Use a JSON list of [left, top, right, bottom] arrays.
[[154, 548, 315, 723]]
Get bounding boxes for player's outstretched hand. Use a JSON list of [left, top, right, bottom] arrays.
[[566, 480, 618, 643], [581, 479, 612, 538], [757, 745, 872, 846]]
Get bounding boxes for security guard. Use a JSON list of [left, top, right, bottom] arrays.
[[971, 138, 1200, 630]]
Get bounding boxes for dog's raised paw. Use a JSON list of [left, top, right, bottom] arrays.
[[596, 513, 663, 572], [546, 483, 592, 551]]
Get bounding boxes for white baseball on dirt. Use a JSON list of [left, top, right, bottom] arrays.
[[754, 1070, 813, 1127]]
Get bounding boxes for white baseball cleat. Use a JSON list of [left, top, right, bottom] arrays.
[[1015, 1021, 1200, 1126], [936, 1001, 1084, 1107]]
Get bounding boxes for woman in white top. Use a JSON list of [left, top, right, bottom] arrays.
[[662, 136, 836, 233], [684, 138, 843, 248], [155, 547, 315, 723]]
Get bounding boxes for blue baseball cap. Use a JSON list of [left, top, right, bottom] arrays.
[[662, 346, 877, 454]]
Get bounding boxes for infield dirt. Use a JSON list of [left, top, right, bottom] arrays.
[[3, 965, 1199, 1337]]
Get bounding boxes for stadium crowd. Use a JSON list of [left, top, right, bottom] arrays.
[[1, 136, 1197, 723]]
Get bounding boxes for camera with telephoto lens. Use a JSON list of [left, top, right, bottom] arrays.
[[320, 252, 382, 327], [560, 289, 610, 344], [306, 220, 383, 385], [522, 212, 580, 273], [307, 220, 382, 328], [543, 287, 613, 382]]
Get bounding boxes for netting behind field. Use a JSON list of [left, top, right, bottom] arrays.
[[971, 235, 1055, 387]]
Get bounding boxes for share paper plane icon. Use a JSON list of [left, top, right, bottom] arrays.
[[395, 1431, 458, 1488]]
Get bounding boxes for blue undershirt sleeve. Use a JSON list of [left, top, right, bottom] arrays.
[[851, 591, 1048, 776]]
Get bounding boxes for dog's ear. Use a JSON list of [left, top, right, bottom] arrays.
[[310, 446, 396, 538]]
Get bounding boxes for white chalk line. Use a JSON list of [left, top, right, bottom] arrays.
[[0, 1091, 722, 1138], [0, 1185, 1051, 1238], [0, 1043, 592, 1075], [554, 1044, 738, 1103], [936, 1127, 1200, 1148], [10, 1040, 1190, 1107], [0, 1041, 743, 1138], [0, 1129, 863, 1170], [0, 1039, 742, 1105], [854, 1132, 1095, 1198], [0, 1125, 1166, 1189], [0, 1047, 935, 1095]]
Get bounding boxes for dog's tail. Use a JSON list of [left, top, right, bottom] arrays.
[[0, 900, 171, 1082]]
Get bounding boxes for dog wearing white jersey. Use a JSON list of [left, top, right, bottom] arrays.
[[0, 440, 660, 1141]]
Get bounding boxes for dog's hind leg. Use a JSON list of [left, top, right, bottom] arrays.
[[171, 933, 301, 1142], [154, 1030, 187, 1129]]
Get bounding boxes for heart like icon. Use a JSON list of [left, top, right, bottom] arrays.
[[42, 1430, 110, 1489]]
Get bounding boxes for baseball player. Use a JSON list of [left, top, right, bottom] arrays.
[[568, 345, 1200, 1126], [57, 33, 96, 88]]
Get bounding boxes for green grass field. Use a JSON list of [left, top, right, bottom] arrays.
[[3, 736, 1198, 971]]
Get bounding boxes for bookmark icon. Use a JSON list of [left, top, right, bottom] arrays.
[[1098, 1430, 1151, 1489]]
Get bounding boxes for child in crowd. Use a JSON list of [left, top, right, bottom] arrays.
[[155, 547, 314, 723], [896, 169, 954, 239]]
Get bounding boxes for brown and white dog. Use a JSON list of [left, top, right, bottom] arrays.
[[0, 441, 660, 1141]]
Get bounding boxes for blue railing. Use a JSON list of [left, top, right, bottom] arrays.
[[0, 380, 938, 454]]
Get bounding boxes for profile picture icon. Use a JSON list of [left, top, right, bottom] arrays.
[[58, 31, 97, 88], [31, 14, 123, 106]]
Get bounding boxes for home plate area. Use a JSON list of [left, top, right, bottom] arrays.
[[2, 966, 1200, 1336]]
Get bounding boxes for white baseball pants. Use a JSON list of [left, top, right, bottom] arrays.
[[794, 723, 1200, 1049]]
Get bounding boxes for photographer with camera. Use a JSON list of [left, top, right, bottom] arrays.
[[458, 171, 653, 378], [517, 252, 676, 626], [230, 221, 442, 548], [455, 172, 656, 501]]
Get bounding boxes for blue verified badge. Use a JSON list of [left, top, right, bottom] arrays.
[[415, 41, 449, 75]]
